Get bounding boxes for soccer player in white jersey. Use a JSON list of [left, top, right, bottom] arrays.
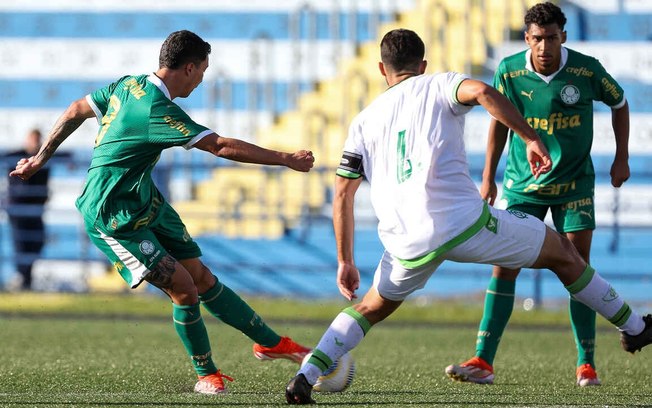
[[10, 30, 314, 395], [284, 28, 652, 404]]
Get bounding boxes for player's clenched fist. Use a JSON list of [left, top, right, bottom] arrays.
[[10, 156, 43, 181], [287, 150, 315, 172]]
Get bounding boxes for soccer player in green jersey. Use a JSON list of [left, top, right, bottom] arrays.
[[10, 30, 315, 395], [445, 2, 630, 386]]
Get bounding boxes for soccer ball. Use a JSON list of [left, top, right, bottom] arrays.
[[301, 351, 356, 392]]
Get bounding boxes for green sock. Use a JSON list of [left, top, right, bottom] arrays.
[[199, 278, 281, 347], [569, 296, 596, 367], [475, 277, 515, 366], [172, 303, 217, 376]]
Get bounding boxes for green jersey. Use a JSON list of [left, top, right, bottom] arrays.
[[76, 74, 211, 234], [494, 47, 625, 205]]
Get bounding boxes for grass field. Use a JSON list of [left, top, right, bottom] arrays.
[[0, 293, 651, 407]]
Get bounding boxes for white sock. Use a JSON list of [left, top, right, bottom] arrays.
[[298, 310, 366, 385], [568, 266, 644, 335], [619, 312, 646, 335]]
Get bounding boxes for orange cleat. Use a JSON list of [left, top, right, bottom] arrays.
[[194, 370, 234, 394], [445, 356, 494, 384], [576, 363, 601, 387], [253, 336, 311, 364]]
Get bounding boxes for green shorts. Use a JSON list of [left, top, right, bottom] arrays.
[[503, 195, 595, 233], [85, 201, 201, 288]]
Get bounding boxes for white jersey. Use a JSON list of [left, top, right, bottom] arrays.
[[337, 72, 486, 260]]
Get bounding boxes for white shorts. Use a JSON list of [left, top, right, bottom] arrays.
[[372, 205, 546, 301]]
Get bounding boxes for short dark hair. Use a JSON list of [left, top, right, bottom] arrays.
[[380, 29, 425, 72], [159, 30, 211, 69], [524, 2, 567, 31]]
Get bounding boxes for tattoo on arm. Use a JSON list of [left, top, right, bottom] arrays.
[[145, 255, 177, 290], [36, 117, 86, 163]]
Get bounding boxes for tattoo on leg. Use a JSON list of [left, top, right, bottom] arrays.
[[146, 255, 176, 290]]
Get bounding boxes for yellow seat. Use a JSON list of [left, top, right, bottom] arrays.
[[174, 201, 222, 236]]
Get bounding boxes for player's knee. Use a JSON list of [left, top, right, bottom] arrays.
[[167, 276, 200, 305], [195, 264, 217, 293], [534, 228, 577, 268], [178, 258, 215, 291], [174, 290, 199, 305], [493, 266, 520, 280], [542, 232, 584, 282], [556, 233, 582, 264]]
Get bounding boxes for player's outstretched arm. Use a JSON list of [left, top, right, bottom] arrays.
[[194, 134, 315, 172], [456, 78, 551, 178], [10, 97, 94, 180], [333, 175, 363, 300], [610, 100, 630, 187]]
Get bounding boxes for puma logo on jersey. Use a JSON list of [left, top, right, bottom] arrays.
[[521, 90, 534, 101], [580, 210, 593, 220]]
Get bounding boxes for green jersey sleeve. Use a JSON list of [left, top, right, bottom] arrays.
[[148, 98, 211, 148], [88, 75, 130, 117], [586, 57, 625, 108]]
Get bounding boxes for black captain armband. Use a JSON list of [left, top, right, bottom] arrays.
[[336, 151, 363, 179]]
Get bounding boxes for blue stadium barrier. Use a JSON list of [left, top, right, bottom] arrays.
[[202, 223, 652, 305]]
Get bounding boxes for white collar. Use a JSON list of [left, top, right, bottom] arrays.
[[147, 73, 172, 100], [524, 46, 568, 83]]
